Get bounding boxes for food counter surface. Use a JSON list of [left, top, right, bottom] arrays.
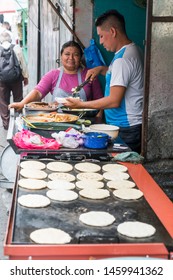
[[7, 109, 130, 154]]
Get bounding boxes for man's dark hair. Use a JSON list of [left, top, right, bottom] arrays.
[[95, 9, 126, 34], [60, 40, 83, 57]]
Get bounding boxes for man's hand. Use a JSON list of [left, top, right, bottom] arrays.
[[86, 66, 108, 80]]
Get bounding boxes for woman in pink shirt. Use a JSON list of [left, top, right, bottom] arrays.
[[9, 41, 103, 117]]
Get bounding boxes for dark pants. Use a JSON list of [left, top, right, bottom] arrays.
[[0, 76, 23, 129], [119, 124, 142, 154]]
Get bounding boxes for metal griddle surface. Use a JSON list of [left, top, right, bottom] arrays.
[[12, 160, 173, 249]]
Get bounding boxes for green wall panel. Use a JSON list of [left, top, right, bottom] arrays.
[[93, 0, 146, 65]]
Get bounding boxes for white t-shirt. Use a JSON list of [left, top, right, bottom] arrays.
[[105, 43, 144, 127]]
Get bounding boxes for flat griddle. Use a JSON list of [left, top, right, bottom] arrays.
[[11, 160, 173, 250]]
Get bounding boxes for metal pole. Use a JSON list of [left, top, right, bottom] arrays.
[[47, 0, 85, 50]]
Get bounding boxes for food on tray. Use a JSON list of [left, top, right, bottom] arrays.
[[76, 172, 103, 181], [48, 172, 75, 182], [25, 102, 58, 111], [107, 180, 136, 189], [74, 162, 101, 173], [102, 163, 128, 172], [79, 211, 115, 227], [46, 162, 73, 172], [79, 188, 110, 200], [18, 178, 47, 190], [47, 180, 75, 190], [103, 171, 130, 181], [25, 112, 79, 123], [46, 189, 78, 202], [30, 228, 72, 244], [18, 194, 50, 208], [76, 179, 104, 189], [20, 160, 46, 170], [117, 221, 156, 238], [20, 168, 47, 179], [113, 188, 143, 200]]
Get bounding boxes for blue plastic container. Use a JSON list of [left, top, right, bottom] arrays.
[[83, 132, 110, 149]]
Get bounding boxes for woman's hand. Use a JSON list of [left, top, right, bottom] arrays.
[[9, 101, 25, 111]]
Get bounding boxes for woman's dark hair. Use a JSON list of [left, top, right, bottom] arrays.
[[95, 9, 126, 34], [60, 41, 83, 57]]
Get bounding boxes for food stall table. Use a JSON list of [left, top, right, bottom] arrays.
[[4, 109, 173, 260]]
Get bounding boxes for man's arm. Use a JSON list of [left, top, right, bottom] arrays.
[[64, 85, 126, 110]]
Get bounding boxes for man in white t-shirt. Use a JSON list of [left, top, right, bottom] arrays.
[[64, 10, 144, 153]]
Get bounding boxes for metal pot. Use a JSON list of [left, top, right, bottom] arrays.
[[83, 132, 110, 149]]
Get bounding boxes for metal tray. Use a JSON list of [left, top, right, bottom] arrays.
[[24, 102, 58, 112], [25, 112, 79, 123]]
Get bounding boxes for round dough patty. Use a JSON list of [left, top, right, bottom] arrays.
[[20, 160, 46, 170], [79, 211, 115, 227], [77, 172, 103, 181], [76, 179, 104, 189], [107, 180, 136, 189], [20, 169, 47, 179], [30, 228, 72, 244], [75, 162, 101, 173], [48, 172, 75, 182], [102, 163, 128, 172], [18, 178, 47, 190], [79, 188, 110, 200], [46, 189, 78, 201], [103, 171, 129, 181], [18, 194, 50, 208], [117, 221, 156, 238], [113, 188, 143, 200], [46, 161, 73, 172], [47, 180, 75, 190]]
